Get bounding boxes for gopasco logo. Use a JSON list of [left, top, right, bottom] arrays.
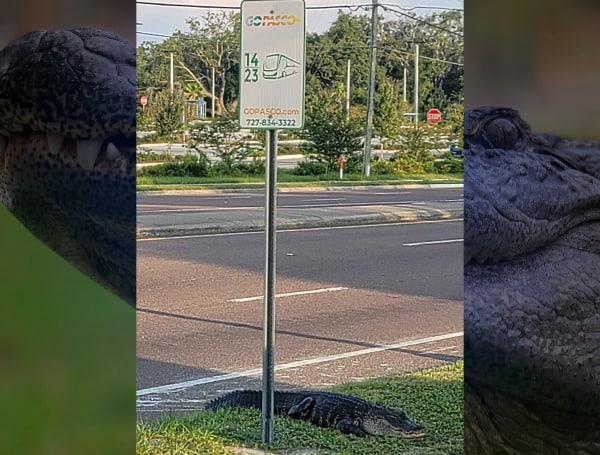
[[245, 15, 302, 27]]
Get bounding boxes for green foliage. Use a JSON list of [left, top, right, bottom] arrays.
[[392, 152, 434, 174], [137, 153, 210, 177], [434, 153, 464, 173], [153, 89, 184, 141], [370, 158, 396, 175], [189, 113, 261, 174], [300, 93, 364, 170], [292, 160, 328, 176], [136, 9, 464, 145]]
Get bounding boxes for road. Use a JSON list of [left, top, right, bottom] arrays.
[[137, 187, 463, 213], [136, 186, 464, 237], [137, 218, 463, 421]]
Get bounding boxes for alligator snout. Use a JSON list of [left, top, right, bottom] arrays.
[[0, 27, 135, 305], [464, 107, 600, 453]]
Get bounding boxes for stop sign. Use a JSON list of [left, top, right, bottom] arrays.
[[427, 108, 442, 124], [140, 95, 148, 107]]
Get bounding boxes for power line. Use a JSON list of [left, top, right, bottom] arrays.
[[136, 32, 462, 65], [380, 4, 463, 37], [136, 1, 371, 10]]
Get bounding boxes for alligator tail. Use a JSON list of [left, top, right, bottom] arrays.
[[205, 390, 309, 415], [205, 390, 263, 411]]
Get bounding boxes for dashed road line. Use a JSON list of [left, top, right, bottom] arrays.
[[404, 239, 463, 246], [227, 287, 348, 303]]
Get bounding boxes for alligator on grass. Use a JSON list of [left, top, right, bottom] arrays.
[[464, 107, 600, 454], [205, 390, 426, 438]]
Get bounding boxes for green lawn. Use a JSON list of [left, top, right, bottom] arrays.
[[137, 361, 463, 455]]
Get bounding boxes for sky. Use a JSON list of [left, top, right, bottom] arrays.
[[136, 0, 463, 44]]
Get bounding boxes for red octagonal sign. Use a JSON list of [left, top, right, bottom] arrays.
[[427, 108, 442, 125]]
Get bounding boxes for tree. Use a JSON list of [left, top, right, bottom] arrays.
[[300, 91, 363, 171], [153, 89, 184, 150], [189, 113, 257, 174], [175, 11, 240, 116]]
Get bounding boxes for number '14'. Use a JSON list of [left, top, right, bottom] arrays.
[[244, 53, 259, 67]]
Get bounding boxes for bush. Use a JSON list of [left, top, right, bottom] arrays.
[[393, 152, 435, 174], [292, 160, 328, 176], [370, 159, 396, 175], [434, 153, 464, 173], [137, 152, 210, 177]]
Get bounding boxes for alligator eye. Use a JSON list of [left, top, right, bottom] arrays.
[[483, 117, 520, 149]]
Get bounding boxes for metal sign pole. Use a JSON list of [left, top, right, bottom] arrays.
[[239, 0, 305, 445], [262, 128, 278, 444]]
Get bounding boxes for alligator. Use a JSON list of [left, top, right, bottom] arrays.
[[464, 106, 600, 454], [205, 390, 426, 438], [0, 27, 136, 305]]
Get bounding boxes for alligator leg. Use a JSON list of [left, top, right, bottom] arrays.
[[287, 397, 315, 419], [336, 419, 367, 437]]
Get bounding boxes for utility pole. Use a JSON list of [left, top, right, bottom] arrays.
[[414, 44, 419, 124], [169, 52, 174, 94], [363, 0, 378, 176], [346, 59, 351, 122], [211, 67, 216, 118], [403, 67, 407, 102]]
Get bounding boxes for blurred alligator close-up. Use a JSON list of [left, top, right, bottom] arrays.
[[0, 27, 136, 305], [205, 389, 427, 438], [464, 107, 600, 454]]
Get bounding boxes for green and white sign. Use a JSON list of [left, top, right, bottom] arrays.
[[240, 0, 306, 129]]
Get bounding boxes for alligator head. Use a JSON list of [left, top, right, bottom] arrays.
[[0, 28, 136, 305], [464, 107, 600, 453]]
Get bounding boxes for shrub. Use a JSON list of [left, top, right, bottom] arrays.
[[393, 152, 435, 174], [433, 153, 464, 173], [370, 159, 395, 175], [137, 152, 210, 177], [292, 160, 328, 176]]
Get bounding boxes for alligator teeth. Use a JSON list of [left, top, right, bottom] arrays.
[[47, 133, 64, 155], [106, 142, 120, 161], [76, 139, 103, 170]]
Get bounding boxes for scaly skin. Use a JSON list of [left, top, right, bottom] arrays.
[[205, 390, 426, 438], [0, 28, 135, 305], [464, 107, 600, 454]]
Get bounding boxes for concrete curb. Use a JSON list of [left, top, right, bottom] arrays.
[[136, 208, 463, 239], [137, 183, 463, 196]]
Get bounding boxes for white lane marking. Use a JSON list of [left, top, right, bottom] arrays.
[[373, 192, 411, 195], [136, 331, 463, 396], [299, 198, 347, 202], [141, 206, 264, 213], [137, 219, 464, 242], [404, 239, 463, 246], [227, 287, 348, 303]]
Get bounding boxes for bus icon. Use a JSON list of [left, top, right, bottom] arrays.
[[262, 53, 301, 79]]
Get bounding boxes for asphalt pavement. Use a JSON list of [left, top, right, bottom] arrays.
[[136, 185, 464, 422]]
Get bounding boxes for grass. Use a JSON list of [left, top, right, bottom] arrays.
[[136, 173, 463, 191], [136, 361, 463, 455]]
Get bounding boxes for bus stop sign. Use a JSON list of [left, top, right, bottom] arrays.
[[239, 0, 306, 129]]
